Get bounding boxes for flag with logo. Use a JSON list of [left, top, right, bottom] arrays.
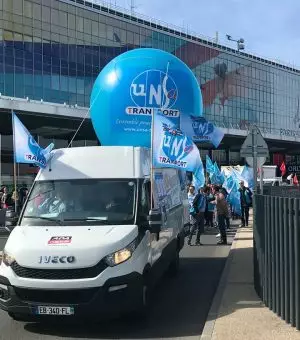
[[152, 113, 202, 174], [280, 162, 286, 177], [12, 112, 54, 168], [180, 115, 224, 148]]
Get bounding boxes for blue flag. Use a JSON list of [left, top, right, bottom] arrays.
[[13, 113, 54, 168], [152, 113, 202, 173], [213, 162, 225, 185], [192, 162, 205, 191], [228, 182, 241, 216], [241, 165, 254, 189], [221, 170, 226, 182], [231, 168, 245, 184], [206, 155, 215, 175], [180, 115, 224, 148], [223, 174, 235, 193], [205, 156, 223, 185]]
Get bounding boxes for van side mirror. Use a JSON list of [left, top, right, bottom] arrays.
[[148, 209, 162, 236], [5, 210, 18, 233]]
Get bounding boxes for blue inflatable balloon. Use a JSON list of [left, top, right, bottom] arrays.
[[90, 48, 203, 147]]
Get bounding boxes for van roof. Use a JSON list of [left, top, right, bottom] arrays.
[[35, 146, 151, 181]]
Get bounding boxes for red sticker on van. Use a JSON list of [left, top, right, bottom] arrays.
[[48, 236, 72, 244]]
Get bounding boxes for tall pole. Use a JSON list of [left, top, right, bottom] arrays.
[[150, 61, 170, 209], [150, 108, 155, 209], [0, 133, 2, 188], [12, 110, 17, 213], [260, 166, 264, 194], [215, 31, 219, 44], [130, 0, 135, 15], [252, 127, 258, 193]]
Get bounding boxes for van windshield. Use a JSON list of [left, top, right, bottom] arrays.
[[20, 179, 137, 226]]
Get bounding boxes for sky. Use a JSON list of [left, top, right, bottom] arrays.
[[111, 0, 300, 68]]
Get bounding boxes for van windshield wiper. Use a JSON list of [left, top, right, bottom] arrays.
[[23, 215, 63, 225], [63, 218, 113, 224]]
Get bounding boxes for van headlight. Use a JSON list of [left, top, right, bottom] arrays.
[[2, 250, 15, 267], [104, 239, 138, 267]]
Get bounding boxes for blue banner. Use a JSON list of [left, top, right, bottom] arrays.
[[152, 113, 202, 173], [13, 113, 54, 168], [181, 115, 224, 148]]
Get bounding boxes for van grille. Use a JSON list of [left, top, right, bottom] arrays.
[[10, 261, 107, 280], [14, 287, 98, 304]]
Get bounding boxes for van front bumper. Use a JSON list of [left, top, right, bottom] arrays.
[[0, 272, 144, 319]]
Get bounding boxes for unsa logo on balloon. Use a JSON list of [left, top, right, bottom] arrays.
[[126, 69, 179, 118]]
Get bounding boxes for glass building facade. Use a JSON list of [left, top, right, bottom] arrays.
[[1, 0, 300, 186], [1, 0, 300, 135]]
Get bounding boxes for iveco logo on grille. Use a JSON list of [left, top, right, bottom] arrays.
[[38, 256, 76, 264]]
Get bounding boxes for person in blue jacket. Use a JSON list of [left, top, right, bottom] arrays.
[[238, 180, 252, 227], [188, 187, 206, 246]]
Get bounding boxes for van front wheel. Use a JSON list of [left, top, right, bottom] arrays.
[[167, 248, 180, 277]]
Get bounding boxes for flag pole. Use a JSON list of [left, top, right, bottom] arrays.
[[12, 110, 17, 213], [150, 62, 171, 209], [150, 108, 155, 209]]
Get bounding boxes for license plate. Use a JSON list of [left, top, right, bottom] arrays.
[[35, 306, 74, 316]]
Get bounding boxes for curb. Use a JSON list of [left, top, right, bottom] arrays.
[[200, 228, 239, 340]]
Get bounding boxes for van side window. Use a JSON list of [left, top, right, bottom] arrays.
[[140, 181, 151, 219]]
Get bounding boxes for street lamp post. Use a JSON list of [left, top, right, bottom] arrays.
[[226, 35, 245, 51]]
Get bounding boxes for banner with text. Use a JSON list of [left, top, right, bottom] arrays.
[[153, 114, 202, 173], [13, 113, 54, 168], [181, 115, 224, 148]]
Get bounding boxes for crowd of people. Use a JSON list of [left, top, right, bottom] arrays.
[[187, 180, 252, 246], [0, 185, 29, 212]]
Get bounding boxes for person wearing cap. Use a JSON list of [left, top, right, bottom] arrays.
[[238, 180, 252, 227]]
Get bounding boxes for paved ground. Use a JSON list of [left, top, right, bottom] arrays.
[[0, 236, 7, 251], [202, 227, 300, 340], [0, 224, 238, 340], [0, 228, 9, 236]]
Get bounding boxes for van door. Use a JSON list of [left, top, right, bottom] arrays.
[[140, 180, 165, 267], [156, 169, 184, 261], [149, 173, 174, 269]]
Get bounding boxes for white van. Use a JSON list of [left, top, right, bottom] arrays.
[[0, 146, 188, 320]]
